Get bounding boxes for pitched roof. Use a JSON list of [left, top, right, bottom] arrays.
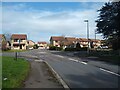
[[50, 36, 65, 41], [90, 39, 101, 42], [79, 38, 88, 42], [11, 34, 27, 39], [38, 42, 47, 44], [64, 41, 74, 45], [65, 37, 77, 42]]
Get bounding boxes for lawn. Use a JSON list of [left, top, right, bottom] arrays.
[[2, 49, 29, 52], [2, 56, 30, 88]]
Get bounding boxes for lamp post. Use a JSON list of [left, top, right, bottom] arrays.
[[95, 29, 97, 50], [84, 20, 89, 54]]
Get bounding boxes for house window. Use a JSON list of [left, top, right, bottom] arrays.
[[55, 40, 58, 42], [14, 39, 18, 42]]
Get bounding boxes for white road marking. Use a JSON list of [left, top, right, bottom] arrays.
[[80, 61, 87, 65], [68, 58, 79, 62], [35, 60, 43, 62], [55, 55, 64, 58], [100, 68, 120, 77]]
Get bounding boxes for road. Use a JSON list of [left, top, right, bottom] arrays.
[[2, 49, 120, 88]]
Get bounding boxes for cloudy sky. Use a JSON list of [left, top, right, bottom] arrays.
[[1, 2, 106, 42]]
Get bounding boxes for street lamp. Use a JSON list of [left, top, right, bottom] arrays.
[[95, 29, 97, 49], [84, 20, 89, 54]]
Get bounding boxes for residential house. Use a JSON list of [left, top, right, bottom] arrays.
[[50, 36, 102, 49], [50, 36, 65, 47], [38, 42, 47, 49], [64, 37, 77, 48], [11, 34, 28, 50], [90, 39, 101, 48], [77, 38, 101, 48], [27, 40, 35, 49], [77, 38, 88, 48]]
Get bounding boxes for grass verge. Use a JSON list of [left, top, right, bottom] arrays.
[[2, 49, 28, 52], [2, 56, 30, 88]]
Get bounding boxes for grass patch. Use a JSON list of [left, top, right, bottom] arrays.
[[2, 49, 28, 52], [2, 56, 30, 88]]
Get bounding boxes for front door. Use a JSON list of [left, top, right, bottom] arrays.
[[20, 45, 22, 49]]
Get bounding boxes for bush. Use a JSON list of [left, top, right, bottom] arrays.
[[33, 44, 38, 49], [49, 46, 63, 51], [49, 46, 57, 50], [80, 47, 87, 51], [65, 48, 76, 51], [65, 47, 87, 51], [56, 47, 63, 51]]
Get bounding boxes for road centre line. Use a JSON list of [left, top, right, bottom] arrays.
[[55, 55, 64, 58], [68, 58, 79, 62], [35, 60, 43, 62], [68, 58, 88, 65], [80, 61, 87, 65], [100, 68, 120, 77]]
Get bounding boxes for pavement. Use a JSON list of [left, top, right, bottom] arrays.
[[2, 49, 120, 88], [24, 59, 63, 88]]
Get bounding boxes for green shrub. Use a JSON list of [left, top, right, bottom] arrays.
[[49, 46, 57, 50], [80, 47, 87, 51], [65, 47, 87, 51], [49, 46, 63, 51], [65, 48, 76, 51], [56, 47, 63, 51], [33, 44, 38, 49]]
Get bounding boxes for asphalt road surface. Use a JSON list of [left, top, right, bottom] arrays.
[[2, 49, 120, 88]]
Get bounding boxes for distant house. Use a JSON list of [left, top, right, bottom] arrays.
[[76, 38, 101, 48], [37, 42, 47, 49], [64, 37, 77, 48], [27, 40, 35, 49], [11, 34, 28, 50], [77, 38, 88, 48], [50, 36, 65, 47], [50, 36, 77, 48], [50, 36, 102, 49], [90, 39, 101, 48]]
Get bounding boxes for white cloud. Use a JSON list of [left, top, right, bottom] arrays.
[[2, 3, 103, 42]]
